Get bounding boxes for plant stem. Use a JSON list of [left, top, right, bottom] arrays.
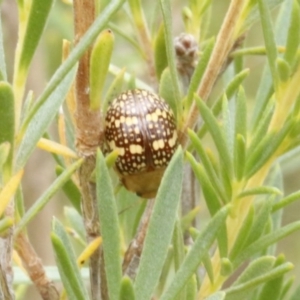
[[15, 234, 59, 300], [122, 199, 155, 279], [73, 0, 106, 299], [180, 0, 246, 147]]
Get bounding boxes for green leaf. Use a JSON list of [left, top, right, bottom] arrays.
[[243, 196, 274, 249], [119, 276, 135, 300], [0, 82, 14, 146], [188, 130, 227, 202], [51, 218, 90, 300], [159, 0, 181, 114], [206, 292, 226, 300], [186, 274, 197, 300], [186, 152, 221, 216], [186, 38, 215, 109], [284, 0, 300, 66], [160, 205, 229, 300], [119, 276, 136, 300], [246, 120, 293, 178], [251, 0, 292, 127], [234, 134, 246, 180], [0, 142, 10, 169], [64, 207, 86, 243], [0, 14, 7, 80], [272, 190, 300, 212], [221, 257, 233, 277], [225, 262, 293, 300], [15, 159, 84, 235], [235, 87, 247, 143], [238, 186, 282, 198], [134, 147, 184, 300], [16, 66, 77, 170], [56, 165, 81, 213], [257, 255, 286, 300], [22, 0, 126, 136], [90, 29, 114, 110], [103, 68, 125, 113], [276, 58, 290, 82], [195, 96, 232, 178], [233, 221, 300, 267], [230, 206, 254, 261], [258, 0, 279, 90], [202, 252, 214, 284], [96, 150, 122, 300], [18, 0, 54, 72], [249, 98, 275, 153], [198, 69, 249, 138], [173, 220, 185, 271], [159, 68, 177, 116], [154, 24, 168, 80]]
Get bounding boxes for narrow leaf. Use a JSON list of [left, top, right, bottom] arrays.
[[119, 276, 136, 300], [186, 274, 197, 300], [235, 86, 247, 143], [159, 0, 181, 112], [225, 262, 293, 298], [37, 138, 78, 158], [51, 218, 90, 300], [233, 221, 300, 267], [186, 38, 215, 109], [15, 159, 83, 235], [243, 196, 274, 248], [160, 205, 229, 300], [159, 68, 177, 116], [284, 0, 300, 66], [0, 14, 7, 80], [16, 66, 77, 170], [234, 134, 246, 180], [90, 29, 114, 110], [18, 0, 54, 72], [272, 190, 300, 212], [238, 186, 282, 198], [0, 169, 24, 217], [229, 206, 254, 260], [188, 129, 227, 202], [186, 152, 222, 216], [276, 58, 290, 82], [96, 150, 122, 300], [134, 147, 184, 300], [103, 68, 125, 113], [0, 82, 14, 146], [195, 96, 232, 178], [154, 24, 168, 80], [258, 0, 279, 90], [56, 165, 82, 213]]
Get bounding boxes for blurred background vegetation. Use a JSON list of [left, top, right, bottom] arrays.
[[1, 0, 300, 298]]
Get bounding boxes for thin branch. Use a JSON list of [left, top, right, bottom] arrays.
[[180, 0, 246, 148], [122, 199, 155, 279], [15, 234, 59, 300], [73, 0, 106, 299]]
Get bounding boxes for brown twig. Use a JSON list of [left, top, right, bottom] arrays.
[[15, 234, 59, 300], [73, 1, 106, 299], [180, 0, 246, 148], [122, 199, 155, 279]]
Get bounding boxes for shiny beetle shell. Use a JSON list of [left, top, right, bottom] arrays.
[[104, 89, 178, 198]]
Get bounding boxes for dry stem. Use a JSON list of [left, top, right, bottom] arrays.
[[73, 0, 106, 299], [15, 234, 59, 300], [122, 199, 155, 279], [180, 0, 246, 147]]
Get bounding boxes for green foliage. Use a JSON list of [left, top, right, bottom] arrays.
[[2, 0, 300, 299]]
